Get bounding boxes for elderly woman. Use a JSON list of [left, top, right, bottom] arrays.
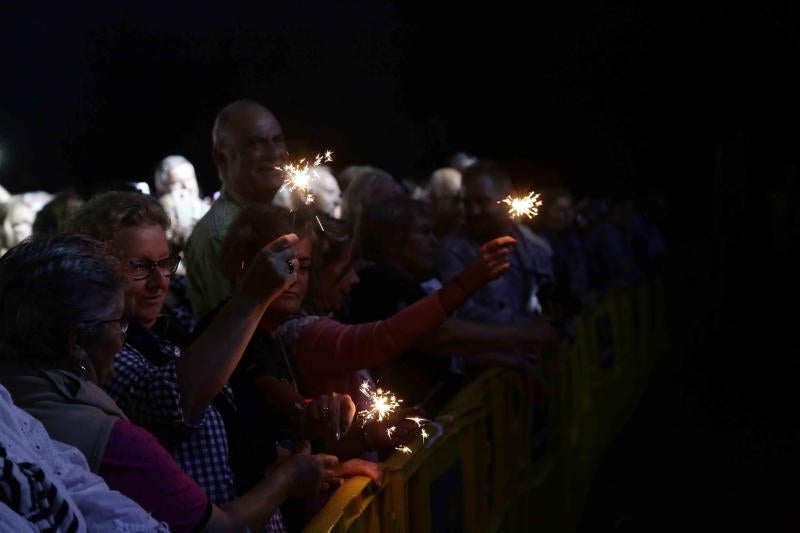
[[218, 204, 517, 459], [0, 235, 338, 531], [67, 192, 350, 524]]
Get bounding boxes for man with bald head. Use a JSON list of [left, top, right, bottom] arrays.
[[185, 99, 289, 318]]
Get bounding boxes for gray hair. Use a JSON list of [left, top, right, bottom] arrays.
[[154, 155, 194, 196], [0, 235, 124, 367], [68, 191, 170, 244]]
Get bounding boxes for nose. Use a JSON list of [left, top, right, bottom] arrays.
[[145, 268, 171, 290], [265, 142, 289, 165]]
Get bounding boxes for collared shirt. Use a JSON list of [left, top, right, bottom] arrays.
[[437, 224, 554, 324], [102, 323, 236, 505], [184, 185, 244, 320]]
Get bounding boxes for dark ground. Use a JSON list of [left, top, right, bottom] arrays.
[[578, 236, 799, 531]]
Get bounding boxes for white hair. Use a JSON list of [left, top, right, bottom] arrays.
[[154, 155, 196, 196], [427, 167, 462, 200]]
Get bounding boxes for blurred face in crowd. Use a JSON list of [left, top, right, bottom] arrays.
[[111, 224, 172, 329], [77, 289, 128, 385], [544, 194, 575, 233], [313, 169, 343, 219], [369, 176, 403, 204], [3, 203, 35, 247], [265, 237, 312, 321], [167, 162, 200, 198], [463, 174, 513, 241], [310, 243, 359, 315], [214, 105, 289, 203], [393, 214, 438, 282]]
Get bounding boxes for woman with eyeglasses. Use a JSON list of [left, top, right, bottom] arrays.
[[67, 191, 353, 529], [0, 235, 339, 532]]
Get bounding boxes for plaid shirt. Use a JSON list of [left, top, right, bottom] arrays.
[[103, 323, 236, 505]]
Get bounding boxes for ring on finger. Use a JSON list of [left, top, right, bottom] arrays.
[[287, 259, 296, 273]]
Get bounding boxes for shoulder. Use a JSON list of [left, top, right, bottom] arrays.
[[516, 225, 553, 256], [276, 315, 323, 347]]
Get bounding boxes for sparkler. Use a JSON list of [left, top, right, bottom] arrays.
[[396, 445, 413, 455], [358, 380, 403, 426], [499, 191, 542, 219], [386, 426, 396, 439], [276, 150, 334, 206], [404, 416, 429, 427], [420, 428, 429, 443]]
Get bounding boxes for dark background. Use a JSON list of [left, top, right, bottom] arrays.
[[2, 3, 797, 528], [3, 4, 799, 239]]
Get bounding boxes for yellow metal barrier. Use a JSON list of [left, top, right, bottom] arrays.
[[304, 277, 665, 533]]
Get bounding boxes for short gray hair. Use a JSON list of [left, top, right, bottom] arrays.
[[0, 235, 124, 367]]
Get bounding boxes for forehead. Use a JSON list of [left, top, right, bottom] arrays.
[[230, 108, 283, 141], [112, 224, 170, 259], [464, 174, 506, 198], [170, 163, 195, 180]]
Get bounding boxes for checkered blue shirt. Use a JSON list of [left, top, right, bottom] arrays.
[[103, 331, 236, 505]]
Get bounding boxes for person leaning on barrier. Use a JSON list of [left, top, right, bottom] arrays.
[[68, 191, 322, 520], [185, 99, 290, 320], [344, 197, 557, 408], [0, 235, 339, 532], [437, 161, 556, 324]]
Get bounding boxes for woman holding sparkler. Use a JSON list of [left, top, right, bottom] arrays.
[[218, 203, 517, 457], [0, 235, 340, 532], [66, 191, 365, 531]]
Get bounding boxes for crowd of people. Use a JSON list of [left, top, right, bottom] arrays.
[[0, 99, 666, 532]]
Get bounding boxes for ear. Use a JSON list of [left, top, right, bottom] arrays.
[[66, 328, 87, 362], [212, 145, 227, 178]]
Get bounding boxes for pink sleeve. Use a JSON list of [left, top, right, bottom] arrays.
[[99, 419, 211, 533], [295, 291, 447, 377]]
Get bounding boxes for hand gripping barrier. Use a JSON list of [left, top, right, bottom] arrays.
[[303, 277, 667, 532]]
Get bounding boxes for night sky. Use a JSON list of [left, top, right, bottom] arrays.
[[2, 4, 799, 235]]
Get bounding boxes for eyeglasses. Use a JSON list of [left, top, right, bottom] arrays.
[[83, 317, 129, 338], [127, 255, 180, 281], [97, 317, 129, 335]]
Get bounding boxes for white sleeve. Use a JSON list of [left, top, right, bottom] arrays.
[[47, 436, 169, 532]]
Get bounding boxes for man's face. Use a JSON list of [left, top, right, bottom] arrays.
[[395, 216, 438, 281], [463, 174, 512, 241], [168, 163, 200, 197], [218, 109, 289, 203], [544, 195, 574, 233]]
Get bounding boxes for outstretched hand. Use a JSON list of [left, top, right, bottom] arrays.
[[458, 235, 516, 292]]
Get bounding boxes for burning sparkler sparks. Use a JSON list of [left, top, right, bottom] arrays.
[[420, 428, 429, 443], [499, 191, 542, 219], [358, 380, 402, 426], [404, 416, 429, 427], [386, 426, 396, 439], [276, 150, 333, 205], [396, 445, 413, 455]]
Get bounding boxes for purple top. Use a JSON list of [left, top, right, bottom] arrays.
[[99, 419, 211, 533]]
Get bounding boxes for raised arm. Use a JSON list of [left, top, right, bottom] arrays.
[[293, 236, 518, 376], [177, 234, 299, 421]]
